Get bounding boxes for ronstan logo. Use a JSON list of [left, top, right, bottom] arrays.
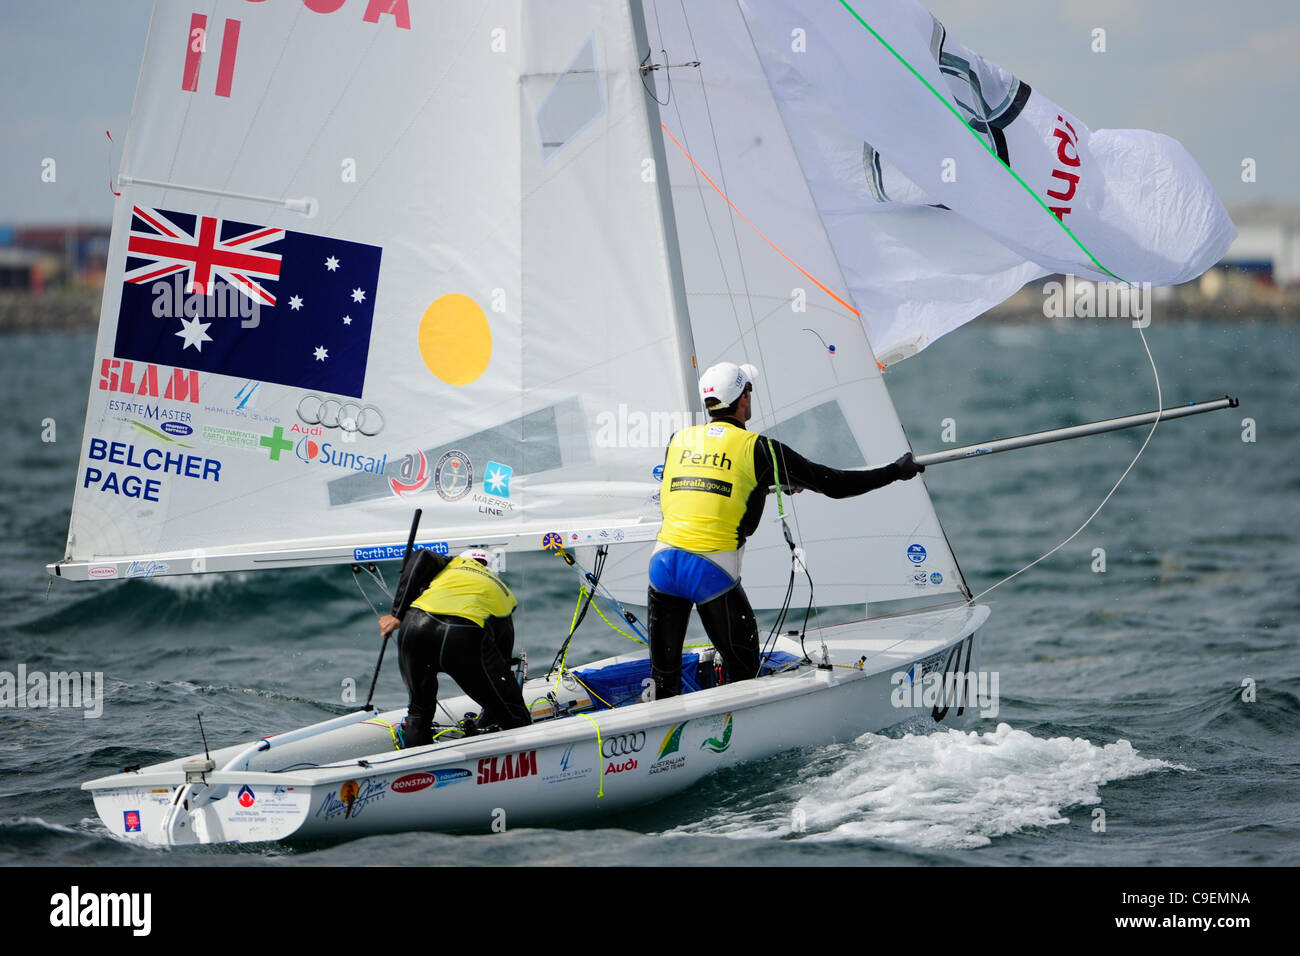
[[391, 773, 436, 793]]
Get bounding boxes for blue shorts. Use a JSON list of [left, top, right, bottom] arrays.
[[648, 548, 737, 605]]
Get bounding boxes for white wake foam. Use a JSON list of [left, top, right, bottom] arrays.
[[673, 723, 1189, 850]]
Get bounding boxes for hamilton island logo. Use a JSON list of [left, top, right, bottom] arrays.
[[434, 450, 473, 501]]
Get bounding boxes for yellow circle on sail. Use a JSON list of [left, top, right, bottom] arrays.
[[418, 294, 492, 386]]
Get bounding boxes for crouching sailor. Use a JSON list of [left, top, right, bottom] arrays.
[[649, 362, 925, 700], [377, 549, 530, 747]]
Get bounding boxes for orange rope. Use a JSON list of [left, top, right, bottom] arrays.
[[660, 122, 860, 321]]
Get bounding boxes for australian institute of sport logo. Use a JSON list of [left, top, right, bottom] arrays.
[[434, 450, 473, 501]]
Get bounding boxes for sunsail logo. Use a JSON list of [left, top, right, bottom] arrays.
[[99, 359, 199, 404], [294, 437, 387, 474]]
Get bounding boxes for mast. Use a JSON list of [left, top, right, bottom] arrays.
[[628, 0, 702, 421]]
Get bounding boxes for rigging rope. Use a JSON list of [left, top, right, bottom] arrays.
[[965, 327, 1163, 605]]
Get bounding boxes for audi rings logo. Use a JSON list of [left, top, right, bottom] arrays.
[[297, 393, 385, 436], [601, 732, 646, 758]]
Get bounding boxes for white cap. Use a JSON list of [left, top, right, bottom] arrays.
[[698, 362, 759, 407], [458, 548, 491, 565]]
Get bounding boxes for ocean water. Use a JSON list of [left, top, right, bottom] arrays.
[[2, 320, 1297, 866]]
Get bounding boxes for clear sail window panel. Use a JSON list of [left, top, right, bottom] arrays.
[[535, 34, 605, 163]]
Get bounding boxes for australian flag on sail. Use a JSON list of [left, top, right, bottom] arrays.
[[113, 206, 382, 398]]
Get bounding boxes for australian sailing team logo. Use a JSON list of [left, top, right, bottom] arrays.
[[434, 450, 473, 501], [649, 721, 689, 776]]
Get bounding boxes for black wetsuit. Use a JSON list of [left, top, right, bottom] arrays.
[[389, 551, 530, 746], [397, 610, 529, 746], [649, 420, 913, 700]]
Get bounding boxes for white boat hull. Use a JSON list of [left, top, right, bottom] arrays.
[[85, 605, 988, 845]]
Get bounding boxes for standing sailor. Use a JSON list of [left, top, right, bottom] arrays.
[[378, 548, 530, 746], [649, 362, 924, 699]]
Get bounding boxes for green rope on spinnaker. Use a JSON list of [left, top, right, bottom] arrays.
[[836, 0, 1127, 283]]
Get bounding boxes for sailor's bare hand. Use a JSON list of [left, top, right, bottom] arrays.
[[379, 614, 401, 638]]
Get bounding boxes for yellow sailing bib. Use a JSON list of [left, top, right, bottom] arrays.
[[410, 556, 517, 626], [657, 421, 759, 552]]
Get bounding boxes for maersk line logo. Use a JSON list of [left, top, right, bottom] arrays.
[[483, 461, 512, 497]]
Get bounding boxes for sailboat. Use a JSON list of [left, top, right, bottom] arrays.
[[55, 0, 1234, 845]]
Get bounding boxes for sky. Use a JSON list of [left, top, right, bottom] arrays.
[[0, 0, 1295, 225]]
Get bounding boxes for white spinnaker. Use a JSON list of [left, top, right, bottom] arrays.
[[599, 0, 968, 612], [57, 1, 695, 579], [741, 0, 1236, 363]]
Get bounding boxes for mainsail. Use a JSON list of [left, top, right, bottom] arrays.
[[56, 0, 698, 580]]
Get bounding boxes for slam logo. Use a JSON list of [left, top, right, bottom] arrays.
[[99, 359, 200, 404]]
